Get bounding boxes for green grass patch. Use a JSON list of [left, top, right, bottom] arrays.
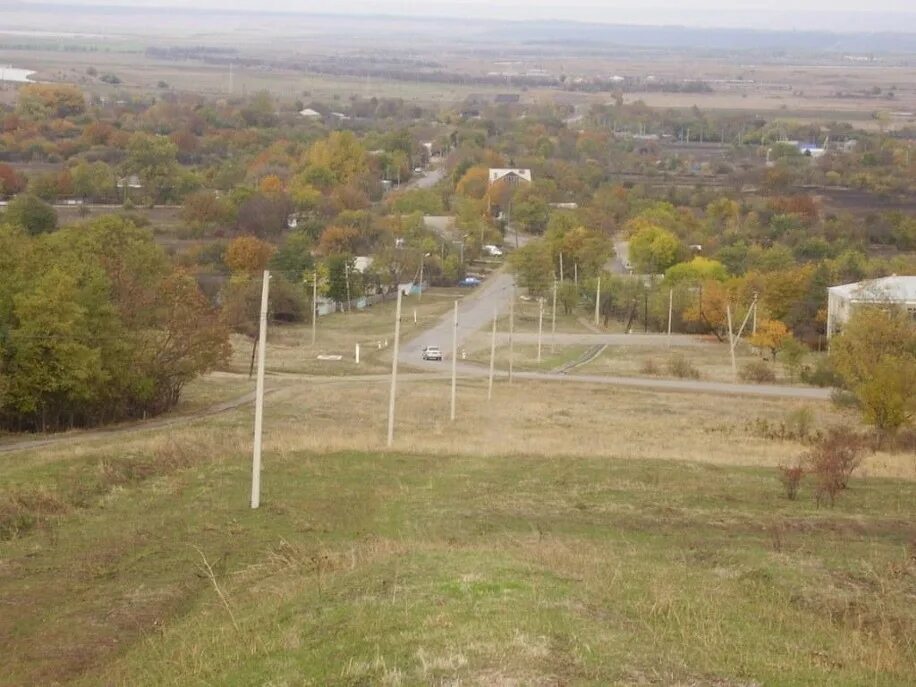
[[1, 441, 914, 685]]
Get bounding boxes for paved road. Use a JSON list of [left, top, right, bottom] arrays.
[[609, 237, 631, 274], [401, 270, 516, 360], [407, 166, 446, 190], [399, 270, 833, 401]]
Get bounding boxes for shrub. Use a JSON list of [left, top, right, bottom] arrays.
[[640, 358, 660, 375], [785, 406, 815, 440], [739, 359, 776, 383], [778, 463, 805, 500], [667, 355, 700, 379], [800, 356, 842, 387], [805, 427, 868, 507]]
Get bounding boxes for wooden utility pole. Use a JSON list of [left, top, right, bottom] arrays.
[[250, 270, 270, 509], [450, 300, 458, 421], [574, 263, 578, 288], [386, 288, 403, 447], [487, 308, 497, 401], [508, 288, 515, 384], [551, 279, 557, 353], [311, 271, 317, 346], [595, 277, 601, 327], [537, 297, 544, 363]]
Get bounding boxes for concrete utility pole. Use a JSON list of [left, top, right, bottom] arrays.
[[355, 343, 360, 364], [311, 271, 317, 346], [250, 270, 270, 509], [595, 277, 601, 327], [574, 263, 578, 288], [487, 308, 497, 401], [667, 288, 674, 346], [508, 287, 515, 384], [727, 303, 737, 378], [551, 279, 557, 353], [559, 253, 564, 283], [727, 296, 758, 379], [345, 263, 352, 313], [537, 297, 544, 363], [450, 300, 458, 422], [386, 288, 403, 447], [418, 254, 424, 302]]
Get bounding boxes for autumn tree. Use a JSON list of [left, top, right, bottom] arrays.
[[0, 164, 26, 197], [830, 308, 916, 433], [17, 84, 85, 118], [306, 131, 368, 185], [225, 235, 276, 275], [750, 319, 791, 361]]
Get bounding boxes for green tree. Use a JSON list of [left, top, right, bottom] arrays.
[[4, 194, 58, 235], [831, 308, 916, 433], [629, 224, 683, 273], [123, 133, 180, 203], [665, 257, 728, 285], [509, 241, 554, 296]]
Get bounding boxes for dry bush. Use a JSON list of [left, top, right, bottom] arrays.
[[739, 359, 777, 383], [805, 427, 869, 507], [640, 358, 660, 375], [777, 463, 805, 500], [667, 354, 700, 379]]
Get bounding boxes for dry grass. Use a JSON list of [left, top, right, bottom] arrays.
[[253, 376, 914, 481], [574, 341, 817, 385], [222, 289, 462, 377]]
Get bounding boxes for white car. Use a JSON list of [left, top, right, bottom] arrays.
[[483, 244, 504, 257], [421, 346, 443, 361]]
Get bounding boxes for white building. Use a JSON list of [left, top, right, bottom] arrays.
[[488, 168, 532, 185], [827, 276, 916, 338]]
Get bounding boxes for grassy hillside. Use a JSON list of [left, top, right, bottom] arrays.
[[2, 400, 914, 685]]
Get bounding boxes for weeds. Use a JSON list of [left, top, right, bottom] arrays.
[[777, 463, 805, 500], [0, 487, 69, 540], [805, 427, 869, 507], [667, 355, 700, 379], [640, 358, 661, 375], [739, 359, 776, 383]]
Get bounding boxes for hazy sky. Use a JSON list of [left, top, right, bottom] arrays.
[[17, 0, 916, 31]]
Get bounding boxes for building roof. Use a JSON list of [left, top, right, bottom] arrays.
[[488, 168, 532, 184], [828, 276, 916, 303], [299, 108, 321, 117]]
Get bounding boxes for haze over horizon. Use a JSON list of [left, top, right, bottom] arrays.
[[7, 0, 916, 33]]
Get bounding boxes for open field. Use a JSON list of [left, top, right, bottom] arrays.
[[224, 289, 468, 377], [572, 340, 819, 386], [1, 372, 914, 686]]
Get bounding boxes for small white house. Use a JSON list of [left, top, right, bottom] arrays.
[[488, 168, 532, 185], [827, 275, 916, 338]]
